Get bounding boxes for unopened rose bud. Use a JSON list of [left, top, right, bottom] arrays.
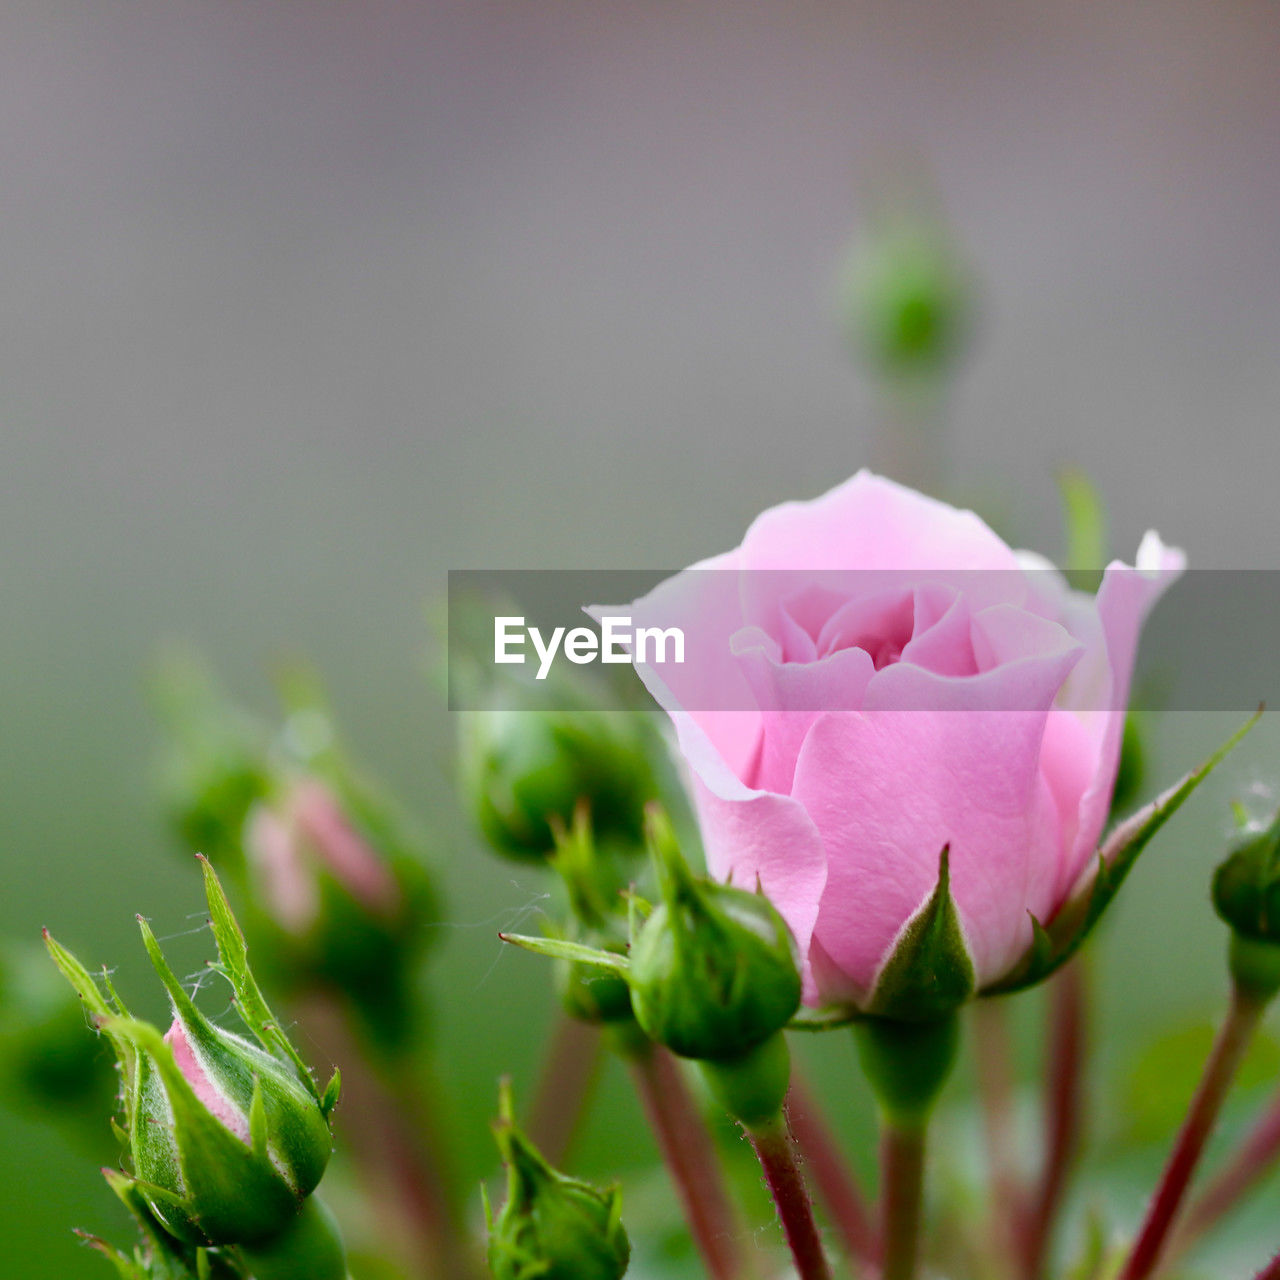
[[627, 808, 801, 1064], [461, 702, 659, 862], [839, 214, 975, 385], [45, 860, 342, 1259], [485, 1080, 630, 1280], [1214, 810, 1280, 1001], [245, 774, 436, 1020]]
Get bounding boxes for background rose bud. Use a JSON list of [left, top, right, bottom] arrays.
[[460, 700, 659, 861], [597, 471, 1183, 1010]]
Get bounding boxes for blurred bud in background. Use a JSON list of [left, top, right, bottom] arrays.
[[154, 654, 441, 1052], [838, 168, 977, 492], [0, 939, 117, 1151], [247, 685, 442, 1050], [458, 700, 660, 864], [1214, 808, 1280, 1005]]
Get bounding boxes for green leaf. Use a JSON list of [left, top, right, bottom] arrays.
[[987, 707, 1262, 995], [498, 933, 631, 973], [869, 846, 976, 1019]]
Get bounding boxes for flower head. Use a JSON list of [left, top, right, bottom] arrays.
[[595, 471, 1185, 1015]]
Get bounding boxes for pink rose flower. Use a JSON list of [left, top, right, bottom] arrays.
[[600, 471, 1183, 1009]]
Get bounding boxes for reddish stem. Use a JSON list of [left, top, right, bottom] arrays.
[[298, 993, 479, 1279], [972, 996, 1026, 1275], [787, 1074, 880, 1269], [1021, 961, 1088, 1280], [628, 1042, 747, 1280], [1254, 1247, 1280, 1280], [527, 1013, 602, 1166], [881, 1119, 927, 1280], [750, 1117, 834, 1280], [1119, 989, 1265, 1280], [1173, 1083, 1280, 1258]]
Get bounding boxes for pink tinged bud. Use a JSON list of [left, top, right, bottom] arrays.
[[163, 1018, 250, 1145], [290, 780, 399, 916], [248, 780, 399, 934]]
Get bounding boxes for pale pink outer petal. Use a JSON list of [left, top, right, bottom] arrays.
[[588, 554, 829, 989], [1053, 532, 1186, 902], [794, 626, 1083, 1000], [739, 471, 1024, 575]]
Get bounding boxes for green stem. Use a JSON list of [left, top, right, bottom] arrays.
[[854, 1015, 959, 1280], [238, 1196, 349, 1280], [1118, 987, 1265, 1280]]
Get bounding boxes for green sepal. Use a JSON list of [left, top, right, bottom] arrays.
[[868, 846, 976, 1020], [499, 933, 631, 974], [787, 1005, 863, 1032], [319, 1069, 341, 1121], [987, 707, 1261, 996], [197, 855, 318, 1095]]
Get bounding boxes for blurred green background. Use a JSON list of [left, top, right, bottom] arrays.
[[3, 2, 1280, 1276]]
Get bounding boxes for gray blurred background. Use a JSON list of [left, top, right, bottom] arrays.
[[3, 2, 1279, 1275]]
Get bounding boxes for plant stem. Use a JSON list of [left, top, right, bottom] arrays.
[[881, 1117, 927, 1280], [748, 1115, 834, 1280], [297, 993, 479, 1280], [972, 996, 1024, 1277], [1255, 1247, 1280, 1280], [1166, 1084, 1280, 1266], [527, 1013, 602, 1166], [625, 1038, 747, 1280], [1118, 988, 1266, 1280], [1021, 960, 1088, 1280], [787, 1073, 879, 1270]]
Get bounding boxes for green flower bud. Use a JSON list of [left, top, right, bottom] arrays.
[[459, 700, 658, 862], [1214, 810, 1280, 945], [45, 859, 341, 1251], [839, 214, 975, 384], [485, 1081, 630, 1280], [628, 808, 801, 1062]]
